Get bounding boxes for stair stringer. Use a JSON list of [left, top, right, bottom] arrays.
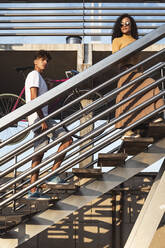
[[1, 137, 165, 248]]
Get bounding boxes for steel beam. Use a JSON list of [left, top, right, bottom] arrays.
[[124, 159, 165, 248], [0, 19, 164, 23], [1, 12, 165, 17], [1, 6, 165, 10], [2, 1, 165, 3]]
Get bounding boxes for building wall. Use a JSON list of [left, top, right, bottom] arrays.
[[1, 43, 165, 95]]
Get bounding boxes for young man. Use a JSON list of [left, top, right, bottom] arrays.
[[25, 50, 73, 200]]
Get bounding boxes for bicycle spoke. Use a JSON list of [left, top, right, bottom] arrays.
[[0, 94, 29, 144]]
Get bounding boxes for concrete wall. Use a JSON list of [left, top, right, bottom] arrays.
[[1, 43, 165, 95]]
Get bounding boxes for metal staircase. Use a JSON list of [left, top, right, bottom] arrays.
[[1, 137, 165, 247], [0, 24, 165, 247]]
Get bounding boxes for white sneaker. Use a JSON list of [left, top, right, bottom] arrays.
[[27, 191, 51, 200], [152, 117, 163, 123], [46, 175, 69, 185], [121, 130, 141, 140]]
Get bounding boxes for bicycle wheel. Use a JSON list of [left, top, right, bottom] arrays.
[[0, 93, 29, 145], [61, 89, 109, 139]]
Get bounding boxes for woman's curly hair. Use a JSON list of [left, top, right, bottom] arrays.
[[112, 14, 138, 41]]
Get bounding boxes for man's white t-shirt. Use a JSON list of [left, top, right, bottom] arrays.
[[25, 70, 48, 127]]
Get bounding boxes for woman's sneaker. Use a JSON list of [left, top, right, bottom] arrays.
[[27, 191, 50, 200], [121, 130, 141, 140], [152, 117, 163, 123]]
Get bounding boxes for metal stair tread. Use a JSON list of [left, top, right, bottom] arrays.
[[46, 183, 78, 190], [72, 168, 102, 178], [122, 137, 154, 144], [148, 121, 165, 140], [98, 152, 127, 167], [118, 137, 154, 155]]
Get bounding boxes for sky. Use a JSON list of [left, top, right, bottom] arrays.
[[0, 2, 165, 173]]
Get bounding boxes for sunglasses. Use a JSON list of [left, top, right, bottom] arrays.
[[120, 21, 131, 27]]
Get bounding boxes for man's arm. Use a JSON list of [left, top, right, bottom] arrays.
[[30, 87, 48, 130]]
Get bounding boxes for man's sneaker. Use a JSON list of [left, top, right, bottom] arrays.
[[27, 191, 50, 200], [46, 175, 68, 185]]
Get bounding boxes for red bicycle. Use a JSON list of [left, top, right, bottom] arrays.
[[0, 68, 108, 144], [0, 66, 32, 145]]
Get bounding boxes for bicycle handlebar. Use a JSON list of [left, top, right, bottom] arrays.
[[65, 69, 79, 78], [47, 69, 79, 85]]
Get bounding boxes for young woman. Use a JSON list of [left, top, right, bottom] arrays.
[[112, 14, 163, 139]]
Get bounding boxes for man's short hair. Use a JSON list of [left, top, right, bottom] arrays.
[[34, 50, 52, 62]]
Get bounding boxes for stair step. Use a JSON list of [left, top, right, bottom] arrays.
[[18, 197, 58, 207], [0, 215, 24, 233], [72, 168, 102, 178], [119, 137, 154, 155], [148, 122, 165, 140], [2, 137, 165, 246], [46, 183, 78, 190], [0, 215, 23, 223], [98, 153, 127, 167]]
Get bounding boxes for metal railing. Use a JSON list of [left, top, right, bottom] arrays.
[[0, 24, 165, 210], [0, 2, 165, 38]]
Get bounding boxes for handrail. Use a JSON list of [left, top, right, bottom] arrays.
[[0, 60, 164, 168], [1, 24, 165, 210], [0, 61, 164, 166], [1, 75, 165, 184], [1, 101, 165, 208], [0, 126, 117, 201], [1, 48, 165, 149], [0, 24, 165, 132]]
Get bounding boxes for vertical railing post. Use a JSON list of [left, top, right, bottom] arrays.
[[77, 43, 94, 168], [161, 66, 165, 119], [12, 155, 17, 212]]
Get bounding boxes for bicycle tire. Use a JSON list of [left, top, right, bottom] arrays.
[[0, 93, 29, 145], [61, 89, 109, 139]]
